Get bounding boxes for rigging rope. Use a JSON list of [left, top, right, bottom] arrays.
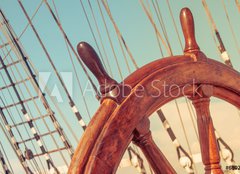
[[142, 2, 201, 172], [102, 0, 139, 70], [0, 55, 60, 173], [87, 0, 113, 77], [0, 37, 45, 172], [0, 0, 43, 62], [101, 0, 131, 73], [52, 0, 92, 120], [0, 18, 79, 143], [78, 0, 107, 71], [0, 141, 12, 174], [150, 0, 172, 54], [139, 0, 172, 56], [3, 25, 79, 144], [0, 92, 43, 173], [43, 0, 100, 98], [166, 0, 183, 50], [202, 0, 234, 67], [96, 0, 124, 80], [17, 0, 87, 131], [221, 0, 240, 56], [157, 110, 194, 174], [144, 0, 164, 57], [0, 100, 33, 174], [1, 13, 64, 168], [0, 12, 74, 160]]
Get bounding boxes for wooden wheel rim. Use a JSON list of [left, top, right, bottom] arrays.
[[69, 56, 240, 174]]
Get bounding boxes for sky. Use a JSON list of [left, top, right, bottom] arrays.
[[0, 0, 240, 174]]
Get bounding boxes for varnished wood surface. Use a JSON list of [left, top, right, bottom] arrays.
[[69, 99, 117, 173], [77, 42, 118, 94], [133, 118, 177, 174], [69, 56, 240, 173], [191, 86, 223, 174], [69, 7, 240, 174], [180, 8, 200, 53]]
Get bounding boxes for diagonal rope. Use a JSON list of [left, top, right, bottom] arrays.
[[139, 0, 172, 56], [43, 0, 100, 98], [0, 0, 43, 62], [0, 12, 74, 160], [78, 0, 107, 71], [96, 0, 124, 80], [150, 0, 173, 54], [18, 0, 88, 131], [87, 0, 113, 76], [102, 0, 139, 70], [101, 0, 133, 73], [221, 0, 240, 56], [52, 0, 92, 120], [166, 0, 183, 50]]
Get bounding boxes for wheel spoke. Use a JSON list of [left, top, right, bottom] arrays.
[[191, 85, 223, 174], [133, 118, 177, 174]]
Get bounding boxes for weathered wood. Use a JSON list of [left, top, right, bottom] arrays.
[[133, 118, 177, 174]]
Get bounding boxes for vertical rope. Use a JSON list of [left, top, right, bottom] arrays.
[[101, 0, 133, 73], [151, 0, 173, 54], [166, 0, 184, 50], [144, 0, 164, 57]]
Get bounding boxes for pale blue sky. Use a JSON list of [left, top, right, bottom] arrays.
[[0, 0, 240, 173]]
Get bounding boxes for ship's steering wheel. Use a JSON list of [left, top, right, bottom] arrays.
[[68, 8, 240, 174]]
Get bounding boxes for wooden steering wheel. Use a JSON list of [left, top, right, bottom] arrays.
[[68, 8, 240, 174]]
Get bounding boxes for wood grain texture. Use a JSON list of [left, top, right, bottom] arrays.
[[69, 7, 240, 174], [69, 56, 240, 173]]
